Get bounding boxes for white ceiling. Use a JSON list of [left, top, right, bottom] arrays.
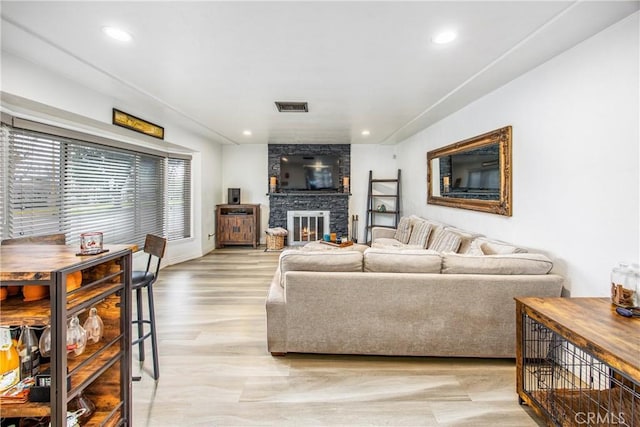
[[1, 1, 638, 145]]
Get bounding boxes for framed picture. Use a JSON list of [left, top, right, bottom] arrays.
[[112, 108, 164, 140]]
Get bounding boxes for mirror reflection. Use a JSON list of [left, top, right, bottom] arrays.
[[427, 126, 512, 216]]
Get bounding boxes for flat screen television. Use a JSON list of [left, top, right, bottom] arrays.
[[280, 155, 341, 191]]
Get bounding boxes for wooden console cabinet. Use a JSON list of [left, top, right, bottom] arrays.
[[0, 244, 132, 426], [516, 297, 639, 427], [216, 204, 260, 248]]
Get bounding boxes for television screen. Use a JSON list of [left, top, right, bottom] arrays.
[[280, 155, 340, 191], [450, 153, 499, 190]]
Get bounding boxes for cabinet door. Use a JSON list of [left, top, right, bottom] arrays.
[[219, 216, 237, 243], [236, 216, 255, 242]]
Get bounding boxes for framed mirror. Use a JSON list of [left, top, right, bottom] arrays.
[[427, 126, 512, 216]]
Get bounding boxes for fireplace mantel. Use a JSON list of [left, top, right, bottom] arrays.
[[268, 192, 350, 197]]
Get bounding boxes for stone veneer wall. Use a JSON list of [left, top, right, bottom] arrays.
[[268, 144, 350, 237]]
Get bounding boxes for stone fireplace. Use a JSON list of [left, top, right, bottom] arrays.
[[268, 144, 350, 242]]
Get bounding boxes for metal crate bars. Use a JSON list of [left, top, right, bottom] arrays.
[[521, 313, 639, 427]]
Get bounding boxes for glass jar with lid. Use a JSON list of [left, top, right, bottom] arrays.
[[611, 262, 639, 308]]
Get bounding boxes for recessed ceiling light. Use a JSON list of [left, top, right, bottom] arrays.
[[242, 130, 252, 136], [432, 30, 457, 45], [102, 26, 133, 42], [361, 130, 370, 136]]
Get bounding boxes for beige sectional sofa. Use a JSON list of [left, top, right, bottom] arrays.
[[265, 216, 564, 358]]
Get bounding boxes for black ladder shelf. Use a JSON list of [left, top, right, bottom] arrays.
[[364, 169, 401, 244]]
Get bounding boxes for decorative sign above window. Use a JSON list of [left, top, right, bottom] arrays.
[[112, 108, 164, 140]]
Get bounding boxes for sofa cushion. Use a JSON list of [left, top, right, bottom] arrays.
[[442, 253, 553, 275], [301, 241, 369, 253], [371, 238, 422, 250], [279, 250, 363, 287], [472, 237, 528, 255], [393, 217, 413, 244], [428, 229, 462, 253], [364, 248, 441, 273], [407, 220, 433, 248]]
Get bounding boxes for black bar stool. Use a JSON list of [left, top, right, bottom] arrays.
[[132, 234, 166, 381]]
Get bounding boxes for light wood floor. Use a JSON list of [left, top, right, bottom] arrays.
[[132, 247, 544, 426]]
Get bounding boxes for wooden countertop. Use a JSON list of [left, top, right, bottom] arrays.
[[516, 297, 640, 382], [0, 244, 134, 282]]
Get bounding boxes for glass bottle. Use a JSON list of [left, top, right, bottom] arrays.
[[17, 323, 40, 379], [66, 316, 87, 357], [0, 327, 20, 392], [83, 307, 104, 344]]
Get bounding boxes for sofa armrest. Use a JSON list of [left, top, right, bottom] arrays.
[[371, 227, 396, 242], [265, 269, 287, 354]]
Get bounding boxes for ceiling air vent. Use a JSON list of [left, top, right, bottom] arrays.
[[275, 101, 308, 113]]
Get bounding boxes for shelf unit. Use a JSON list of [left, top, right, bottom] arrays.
[[0, 244, 132, 426], [216, 204, 261, 248], [364, 169, 401, 244]]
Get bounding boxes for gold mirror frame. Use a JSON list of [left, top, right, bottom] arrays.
[[427, 126, 512, 216]]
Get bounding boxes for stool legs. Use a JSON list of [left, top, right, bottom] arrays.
[[133, 283, 159, 380], [135, 288, 145, 362], [147, 283, 160, 380]]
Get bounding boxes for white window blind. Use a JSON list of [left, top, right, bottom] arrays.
[[62, 140, 164, 247], [0, 126, 9, 238], [1, 122, 191, 247], [6, 128, 63, 238], [167, 158, 191, 240]]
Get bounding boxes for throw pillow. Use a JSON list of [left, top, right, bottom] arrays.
[[476, 238, 527, 255], [407, 221, 433, 248], [466, 239, 485, 256], [393, 216, 413, 244], [428, 229, 462, 253], [444, 226, 483, 254], [426, 222, 446, 248]]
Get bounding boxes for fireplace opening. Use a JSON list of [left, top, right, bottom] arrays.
[[287, 210, 330, 246]]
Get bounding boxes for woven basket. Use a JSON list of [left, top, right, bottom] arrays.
[[266, 234, 285, 250]]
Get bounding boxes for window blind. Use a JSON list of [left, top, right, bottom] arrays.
[[0, 126, 8, 238], [6, 128, 63, 238], [1, 122, 191, 247], [62, 140, 165, 247]]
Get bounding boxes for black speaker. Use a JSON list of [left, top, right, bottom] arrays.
[[228, 188, 240, 205]]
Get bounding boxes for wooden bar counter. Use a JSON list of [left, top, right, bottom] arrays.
[[1, 244, 133, 426]]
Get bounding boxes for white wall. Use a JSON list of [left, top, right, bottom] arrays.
[[221, 144, 269, 242], [1, 52, 224, 266], [350, 144, 398, 242], [396, 12, 639, 296]]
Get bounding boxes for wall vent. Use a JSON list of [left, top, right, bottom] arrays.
[[275, 101, 308, 112]]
